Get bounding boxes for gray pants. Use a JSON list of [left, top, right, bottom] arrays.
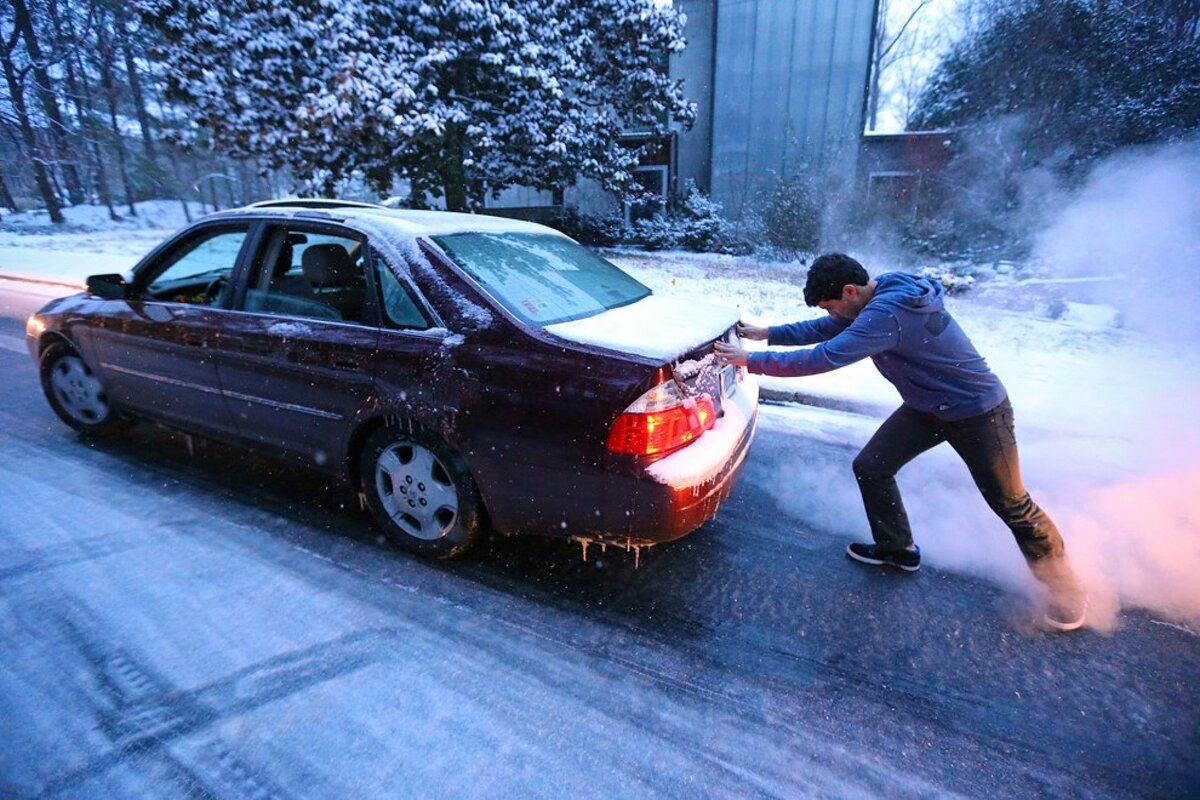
[[851, 398, 1065, 562]]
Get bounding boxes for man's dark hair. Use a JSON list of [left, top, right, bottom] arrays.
[[803, 253, 869, 306]]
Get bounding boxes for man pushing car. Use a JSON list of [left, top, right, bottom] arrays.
[[714, 252, 1087, 631]]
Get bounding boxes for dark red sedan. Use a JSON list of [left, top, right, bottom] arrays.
[[26, 201, 759, 558]]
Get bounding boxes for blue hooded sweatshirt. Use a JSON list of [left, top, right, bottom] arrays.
[[746, 272, 1007, 421]]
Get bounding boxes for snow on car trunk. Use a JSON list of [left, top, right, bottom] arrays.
[[544, 293, 740, 362]]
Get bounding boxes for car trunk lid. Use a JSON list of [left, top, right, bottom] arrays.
[[544, 293, 739, 363]]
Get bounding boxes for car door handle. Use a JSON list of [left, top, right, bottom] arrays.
[[183, 335, 206, 347], [332, 356, 364, 371]]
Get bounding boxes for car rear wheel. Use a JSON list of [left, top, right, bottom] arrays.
[[359, 425, 483, 559], [40, 342, 124, 435]]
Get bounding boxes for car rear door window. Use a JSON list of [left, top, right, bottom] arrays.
[[430, 232, 650, 326]]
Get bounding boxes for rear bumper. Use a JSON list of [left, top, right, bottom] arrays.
[[625, 376, 760, 543], [473, 377, 759, 545]]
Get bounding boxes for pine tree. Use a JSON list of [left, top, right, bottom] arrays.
[[901, 0, 1199, 256], [912, 0, 1200, 173], [138, 0, 694, 210]]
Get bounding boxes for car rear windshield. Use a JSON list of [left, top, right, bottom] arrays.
[[430, 232, 651, 326]]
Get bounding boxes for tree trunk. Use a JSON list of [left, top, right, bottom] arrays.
[[1, 39, 63, 222], [54, 2, 120, 221], [116, 5, 167, 206], [70, 62, 118, 220], [867, 0, 885, 132], [191, 156, 206, 214], [121, 36, 156, 159], [868, 50, 882, 132], [0, 172, 18, 213], [440, 123, 469, 212], [11, 0, 85, 205], [102, 87, 136, 216], [48, 0, 93, 204], [237, 160, 252, 205], [79, 83, 118, 220], [222, 160, 237, 206], [207, 175, 221, 211], [170, 157, 192, 222], [96, 22, 136, 217]]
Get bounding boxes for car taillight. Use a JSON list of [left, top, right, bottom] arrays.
[[607, 380, 717, 456], [695, 393, 716, 431]]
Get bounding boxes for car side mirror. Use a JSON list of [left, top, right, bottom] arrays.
[[86, 273, 129, 300]]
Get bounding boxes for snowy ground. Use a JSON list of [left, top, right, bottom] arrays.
[[1, 196, 1198, 634]]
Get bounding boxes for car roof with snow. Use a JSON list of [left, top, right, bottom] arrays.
[[214, 199, 568, 239]]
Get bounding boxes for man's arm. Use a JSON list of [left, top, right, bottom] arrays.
[[745, 310, 899, 377], [714, 316, 847, 365], [768, 315, 850, 346]]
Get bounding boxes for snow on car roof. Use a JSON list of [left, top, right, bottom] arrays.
[[237, 202, 569, 239], [347, 207, 570, 238]]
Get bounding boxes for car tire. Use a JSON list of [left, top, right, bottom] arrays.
[[40, 342, 125, 436], [359, 424, 483, 559]]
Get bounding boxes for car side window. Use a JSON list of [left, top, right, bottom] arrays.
[[243, 226, 369, 324], [144, 228, 249, 308], [372, 248, 432, 330]]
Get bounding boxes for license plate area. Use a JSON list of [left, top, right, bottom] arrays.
[[718, 364, 736, 400], [674, 330, 739, 417], [675, 357, 732, 417]]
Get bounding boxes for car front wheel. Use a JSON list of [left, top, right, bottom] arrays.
[[40, 342, 124, 435], [359, 425, 483, 559]]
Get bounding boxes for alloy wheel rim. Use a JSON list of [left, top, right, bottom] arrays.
[[50, 355, 109, 424], [374, 442, 458, 540]]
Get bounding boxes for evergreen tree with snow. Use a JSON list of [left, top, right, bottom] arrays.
[[138, 0, 694, 209], [899, 0, 1199, 258], [911, 0, 1200, 174]]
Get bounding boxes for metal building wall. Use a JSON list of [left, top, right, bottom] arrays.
[[673, 0, 719, 198], [675, 0, 876, 217]]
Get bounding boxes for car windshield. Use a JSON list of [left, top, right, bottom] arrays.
[[430, 232, 651, 326]]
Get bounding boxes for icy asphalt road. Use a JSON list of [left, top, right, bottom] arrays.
[[0, 283, 1197, 799]]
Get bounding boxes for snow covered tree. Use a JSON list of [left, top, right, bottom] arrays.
[[911, 0, 1200, 173], [7, 0, 87, 205], [898, 0, 1199, 258], [1, 0, 65, 221], [138, 0, 695, 210]]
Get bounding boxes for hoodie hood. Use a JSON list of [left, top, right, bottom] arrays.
[[870, 272, 944, 314]]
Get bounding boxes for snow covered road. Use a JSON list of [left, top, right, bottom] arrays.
[[1, 298, 1197, 798]]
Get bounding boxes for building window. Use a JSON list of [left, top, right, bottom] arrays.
[[626, 165, 669, 223]]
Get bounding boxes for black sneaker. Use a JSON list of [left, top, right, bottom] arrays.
[[846, 543, 921, 572]]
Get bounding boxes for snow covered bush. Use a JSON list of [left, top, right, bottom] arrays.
[[754, 173, 822, 255], [630, 182, 753, 254], [917, 264, 976, 295], [549, 206, 629, 247], [898, 215, 1008, 262]]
